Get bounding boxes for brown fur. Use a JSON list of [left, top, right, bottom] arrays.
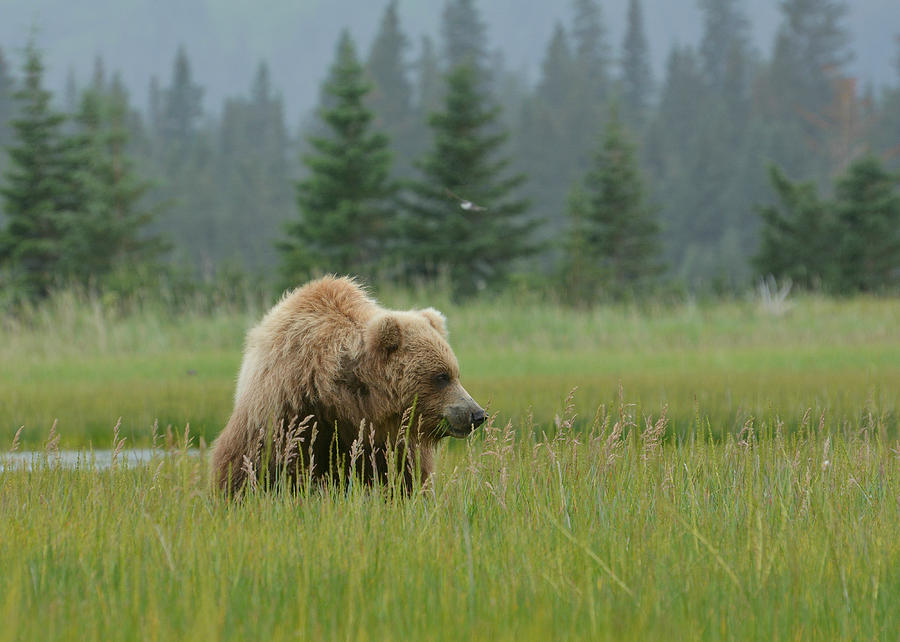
[[210, 276, 484, 495]]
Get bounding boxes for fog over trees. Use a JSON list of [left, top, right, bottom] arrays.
[[1, 0, 899, 301]]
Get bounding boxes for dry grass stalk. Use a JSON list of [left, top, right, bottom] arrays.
[[242, 455, 258, 492], [111, 418, 126, 469], [10, 426, 23, 453], [641, 405, 668, 461], [46, 419, 60, 457], [737, 417, 754, 450], [554, 387, 578, 434]]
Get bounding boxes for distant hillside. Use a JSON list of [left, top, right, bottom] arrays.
[[0, 0, 897, 126]]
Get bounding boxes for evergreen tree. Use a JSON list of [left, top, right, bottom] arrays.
[[875, 38, 900, 171], [761, 0, 852, 176], [698, 0, 750, 97], [0, 43, 78, 298], [832, 155, 900, 292], [441, 0, 488, 72], [0, 47, 16, 206], [404, 63, 533, 298], [160, 46, 203, 157], [565, 108, 662, 299], [620, 0, 653, 126], [217, 62, 292, 269], [571, 0, 611, 101], [279, 31, 396, 285], [567, 0, 612, 197], [366, 0, 415, 177], [63, 81, 167, 283], [367, 0, 412, 129], [149, 46, 218, 270], [147, 75, 163, 138], [416, 35, 442, 117], [755, 157, 900, 293], [753, 166, 835, 289], [516, 24, 579, 243]]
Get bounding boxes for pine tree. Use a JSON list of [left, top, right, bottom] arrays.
[[571, 0, 611, 101], [63, 80, 167, 283], [536, 24, 574, 112], [279, 31, 396, 285], [160, 46, 203, 158], [441, 0, 488, 72], [516, 24, 579, 242], [753, 166, 835, 289], [874, 38, 900, 171], [404, 63, 533, 298], [566, 108, 662, 299], [0, 43, 77, 298], [698, 0, 750, 96], [367, 0, 412, 129], [832, 155, 900, 292], [0, 47, 16, 202], [620, 0, 653, 126], [150, 46, 218, 269], [218, 62, 291, 269], [761, 0, 852, 176], [416, 36, 442, 117], [755, 157, 900, 293], [366, 0, 415, 177]]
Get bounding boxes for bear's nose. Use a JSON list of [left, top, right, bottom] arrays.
[[471, 410, 487, 429]]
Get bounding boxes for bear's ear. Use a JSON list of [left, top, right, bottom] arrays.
[[367, 314, 403, 355], [418, 307, 448, 339]]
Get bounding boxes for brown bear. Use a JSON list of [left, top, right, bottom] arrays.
[[210, 276, 486, 495]]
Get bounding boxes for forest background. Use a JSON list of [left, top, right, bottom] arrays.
[[0, 0, 899, 303]]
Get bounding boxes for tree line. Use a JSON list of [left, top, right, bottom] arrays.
[[0, 0, 899, 304]]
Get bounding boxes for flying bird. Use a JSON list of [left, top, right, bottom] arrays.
[[444, 188, 487, 212]]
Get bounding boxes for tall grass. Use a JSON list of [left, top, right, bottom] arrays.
[[3, 289, 899, 447], [2, 401, 898, 640]]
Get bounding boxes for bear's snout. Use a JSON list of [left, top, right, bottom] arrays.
[[443, 388, 486, 437]]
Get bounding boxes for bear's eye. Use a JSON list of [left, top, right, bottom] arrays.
[[433, 372, 451, 386]]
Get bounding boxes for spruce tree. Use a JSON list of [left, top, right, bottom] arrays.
[[64, 80, 167, 283], [160, 46, 203, 160], [416, 36, 442, 117], [832, 155, 900, 292], [753, 166, 834, 289], [366, 0, 415, 177], [571, 0, 611, 101], [698, 0, 750, 96], [151, 46, 218, 269], [566, 108, 662, 298], [404, 63, 533, 298], [620, 0, 653, 126], [367, 1, 412, 130], [755, 156, 900, 293], [516, 24, 579, 241], [0, 43, 76, 298], [279, 31, 396, 285], [536, 24, 575, 113], [441, 0, 488, 72], [762, 0, 851, 176], [0, 47, 16, 212], [0, 47, 16, 152], [218, 62, 291, 269]]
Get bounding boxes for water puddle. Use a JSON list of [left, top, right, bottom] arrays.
[[1, 449, 199, 471]]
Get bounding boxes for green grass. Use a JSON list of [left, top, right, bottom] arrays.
[[2, 290, 899, 447], [2, 291, 900, 639], [2, 411, 899, 639]]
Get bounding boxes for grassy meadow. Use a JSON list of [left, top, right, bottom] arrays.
[[2, 289, 900, 639]]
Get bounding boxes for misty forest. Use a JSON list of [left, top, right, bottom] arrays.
[[0, 0, 899, 304]]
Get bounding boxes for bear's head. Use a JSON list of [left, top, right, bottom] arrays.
[[361, 307, 486, 440]]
